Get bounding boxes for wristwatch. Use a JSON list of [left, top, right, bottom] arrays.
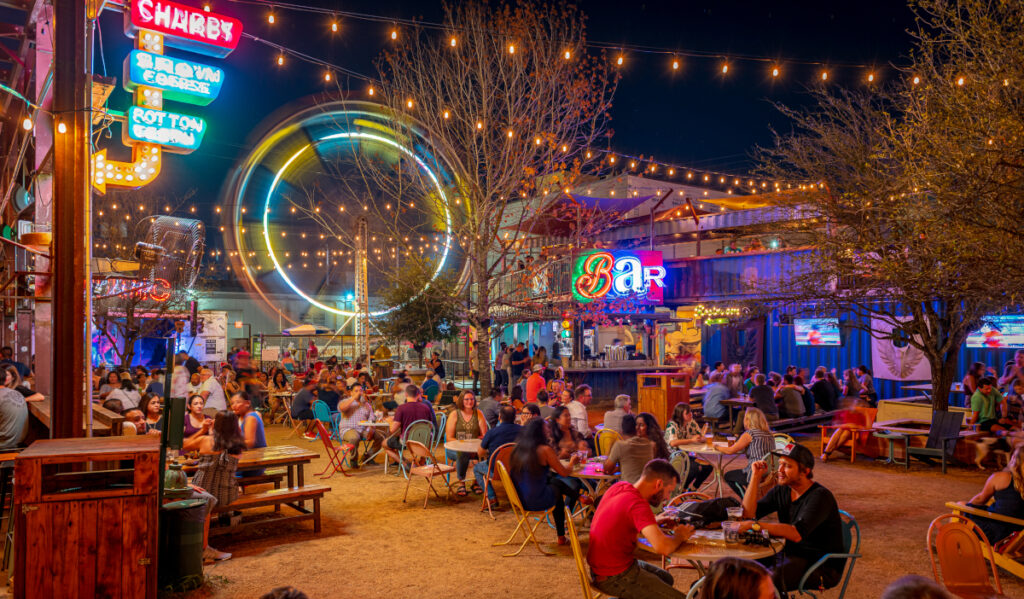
[[751, 522, 762, 533]]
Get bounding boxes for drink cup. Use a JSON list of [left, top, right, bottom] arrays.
[[722, 521, 742, 543], [704, 434, 714, 448], [726, 507, 743, 521]]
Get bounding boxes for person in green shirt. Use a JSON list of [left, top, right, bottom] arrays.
[[970, 377, 1008, 434]]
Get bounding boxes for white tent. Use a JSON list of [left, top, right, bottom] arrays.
[[281, 323, 331, 336]]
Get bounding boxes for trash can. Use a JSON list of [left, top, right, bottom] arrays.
[[158, 498, 207, 591]]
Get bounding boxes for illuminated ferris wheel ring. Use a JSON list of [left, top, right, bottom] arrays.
[[222, 99, 458, 323]]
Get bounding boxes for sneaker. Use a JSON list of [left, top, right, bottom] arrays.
[[203, 546, 232, 562], [303, 432, 318, 441]]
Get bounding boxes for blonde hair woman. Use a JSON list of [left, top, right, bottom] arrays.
[[718, 407, 775, 496], [963, 444, 1024, 544]]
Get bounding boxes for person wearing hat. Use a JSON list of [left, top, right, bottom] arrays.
[[525, 363, 546, 404], [737, 442, 846, 594]]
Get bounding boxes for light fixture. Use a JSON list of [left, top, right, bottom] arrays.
[[672, 59, 680, 70], [277, 54, 284, 66], [867, 72, 875, 83], [21, 117, 31, 131], [508, 44, 515, 54], [821, 71, 828, 81], [390, 29, 397, 40], [450, 37, 457, 47], [772, 67, 780, 78], [616, 55, 624, 66], [267, 9, 275, 24], [57, 122, 67, 134], [722, 62, 729, 74], [331, 20, 338, 32], [564, 50, 571, 60]]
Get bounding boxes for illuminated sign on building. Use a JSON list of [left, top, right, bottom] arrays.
[[124, 50, 224, 105], [93, 277, 172, 302], [125, 106, 207, 153], [572, 250, 666, 305], [126, 0, 242, 58]]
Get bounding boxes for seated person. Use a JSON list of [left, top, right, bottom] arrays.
[[335, 385, 384, 466], [970, 377, 1009, 434], [384, 385, 434, 466], [587, 459, 696, 599], [291, 379, 319, 439], [519, 402, 541, 423], [383, 377, 412, 411], [122, 407, 159, 435], [774, 374, 806, 419], [473, 405, 522, 509], [699, 557, 775, 599], [444, 390, 489, 496], [509, 418, 583, 545], [719, 408, 775, 496], [603, 415, 654, 484], [663, 403, 713, 491], [701, 372, 729, 425], [962, 444, 1024, 544], [478, 390, 502, 428], [421, 370, 439, 398], [536, 389, 555, 419], [738, 443, 845, 594], [602, 394, 632, 434], [737, 373, 778, 435]]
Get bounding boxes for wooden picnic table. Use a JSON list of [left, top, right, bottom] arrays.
[[237, 445, 318, 487], [720, 398, 755, 429], [29, 397, 122, 436]]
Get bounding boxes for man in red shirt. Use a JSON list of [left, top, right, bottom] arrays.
[[587, 459, 695, 598], [525, 364, 546, 404]]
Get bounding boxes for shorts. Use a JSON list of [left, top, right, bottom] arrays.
[[386, 435, 403, 451], [978, 418, 1001, 432], [292, 408, 314, 420]]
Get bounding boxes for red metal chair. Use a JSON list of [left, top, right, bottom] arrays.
[[313, 419, 352, 479], [927, 512, 1009, 598]]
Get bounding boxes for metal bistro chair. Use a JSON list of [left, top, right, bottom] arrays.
[[668, 450, 693, 497], [773, 432, 796, 451], [433, 410, 448, 454], [493, 461, 555, 557], [402, 440, 456, 508], [796, 510, 861, 599], [595, 428, 621, 456], [928, 512, 1008, 599], [946, 501, 1024, 581], [481, 442, 516, 519], [312, 419, 352, 479], [312, 400, 333, 439], [386, 419, 435, 479], [565, 506, 604, 599]]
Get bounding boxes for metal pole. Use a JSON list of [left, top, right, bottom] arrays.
[[51, 0, 93, 438]]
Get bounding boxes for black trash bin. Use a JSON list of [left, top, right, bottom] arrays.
[[158, 498, 207, 591]]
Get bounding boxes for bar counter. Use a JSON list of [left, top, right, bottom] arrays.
[[562, 364, 684, 404]]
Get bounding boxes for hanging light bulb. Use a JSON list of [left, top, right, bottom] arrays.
[[450, 37, 457, 47], [956, 76, 965, 86], [57, 122, 67, 134], [331, 18, 339, 32], [368, 86, 375, 96], [821, 71, 828, 81], [616, 55, 624, 66], [406, 98, 414, 109], [508, 44, 515, 54], [277, 54, 284, 66], [390, 29, 398, 40], [722, 62, 729, 74], [912, 76, 921, 85], [867, 72, 875, 83], [772, 66, 780, 78], [21, 117, 32, 131], [564, 50, 571, 60], [443, 110, 450, 119], [267, 8, 275, 24], [324, 71, 332, 82], [672, 59, 680, 71]]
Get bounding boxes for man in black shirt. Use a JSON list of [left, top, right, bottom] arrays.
[[739, 442, 845, 594], [509, 342, 530, 375]]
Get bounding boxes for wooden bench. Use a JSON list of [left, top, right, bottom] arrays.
[[772, 410, 842, 434], [237, 467, 287, 490], [211, 484, 330, 536]]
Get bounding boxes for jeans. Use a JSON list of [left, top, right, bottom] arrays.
[[759, 554, 842, 594], [473, 460, 496, 500], [591, 561, 685, 599], [685, 461, 713, 491], [724, 468, 750, 497], [445, 449, 472, 481]]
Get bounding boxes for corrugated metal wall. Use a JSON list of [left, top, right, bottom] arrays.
[[669, 250, 812, 301], [701, 308, 1019, 400]]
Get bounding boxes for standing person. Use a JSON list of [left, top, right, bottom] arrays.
[[171, 354, 191, 399], [316, 370, 342, 412], [603, 394, 632, 434], [478, 390, 502, 428], [183, 410, 243, 562], [0, 365, 27, 449], [856, 365, 877, 406], [509, 418, 582, 545], [494, 342, 508, 392], [587, 459, 695, 599], [720, 408, 776, 496], [603, 415, 654, 484], [738, 443, 845, 594], [427, 351, 446, 380], [510, 342, 530, 382], [178, 350, 201, 377], [961, 445, 1024, 544], [567, 384, 595, 451], [473, 405, 522, 510], [444, 390, 489, 496], [384, 385, 435, 466], [725, 364, 745, 398], [525, 364, 546, 404], [199, 368, 228, 412]]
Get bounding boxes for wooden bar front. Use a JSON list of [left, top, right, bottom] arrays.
[[14, 436, 160, 599], [637, 372, 692, 425]]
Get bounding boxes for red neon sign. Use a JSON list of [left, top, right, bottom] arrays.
[[94, 277, 172, 302], [126, 0, 242, 58]]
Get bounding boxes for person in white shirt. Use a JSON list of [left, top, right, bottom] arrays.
[[107, 373, 142, 409], [198, 368, 228, 411], [567, 384, 594, 449], [170, 355, 191, 398]]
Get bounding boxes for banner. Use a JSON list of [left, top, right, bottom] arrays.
[[870, 316, 931, 381]]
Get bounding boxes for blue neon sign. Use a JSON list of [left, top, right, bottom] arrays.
[[124, 50, 224, 105], [124, 106, 207, 153]]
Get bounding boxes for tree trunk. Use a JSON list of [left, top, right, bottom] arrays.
[[473, 265, 493, 398], [929, 352, 958, 412]]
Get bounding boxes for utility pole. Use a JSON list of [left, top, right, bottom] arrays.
[[354, 218, 370, 364], [50, 0, 94, 438]]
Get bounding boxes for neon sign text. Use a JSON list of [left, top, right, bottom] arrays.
[[125, 50, 224, 105], [93, 277, 172, 302], [125, 106, 207, 153], [127, 0, 242, 58], [572, 250, 666, 304]]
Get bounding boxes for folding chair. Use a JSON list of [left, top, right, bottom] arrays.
[[595, 429, 621, 456], [402, 440, 456, 508], [432, 410, 448, 454], [312, 420, 352, 479], [565, 506, 604, 599], [384, 419, 434, 479], [312, 400, 333, 439], [946, 501, 1024, 580], [493, 461, 555, 557], [481, 443, 515, 519], [928, 512, 1008, 598]]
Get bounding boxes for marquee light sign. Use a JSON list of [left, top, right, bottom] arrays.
[[125, 0, 242, 58], [93, 277, 172, 302], [124, 50, 224, 105], [572, 250, 667, 305], [125, 106, 207, 153]]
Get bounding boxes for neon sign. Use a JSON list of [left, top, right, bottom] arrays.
[[126, 0, 242, 58], [93, 277, 172, 302], [125, 106, 206, 153], [572, 250, 666, 305], [124, 50, 224, 105]]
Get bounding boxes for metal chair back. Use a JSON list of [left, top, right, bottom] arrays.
[[564, 506, 600, 599], [927, 512, 1003, 597], [596, 429, 621, 456]]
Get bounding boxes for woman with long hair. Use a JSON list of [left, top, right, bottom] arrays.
[[509, 418, 581, 545], [183, 394, 208, 437], [841, 368, 861, 400], [719, 408, 775, 496], [108, 374, 141, 409], [444, 390, 489, 496], [700, 557, 775, 599], [963, 362, 993, 396], [636, 412, 671, 461], [184, 410, 246, 562], [963, 444, 1024, 544], [549, 405, 586, 458], [664, 403, 713, 491]]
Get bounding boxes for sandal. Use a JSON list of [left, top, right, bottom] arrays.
[[456, 485, 468, 497], [470, 482, 483, 495]]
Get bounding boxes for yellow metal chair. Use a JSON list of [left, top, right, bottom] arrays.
[[493, 461, 555, 557], [565, 506, 604, 599], [596, 428, 621, 456]]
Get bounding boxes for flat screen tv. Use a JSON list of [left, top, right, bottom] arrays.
[[966, 315, 1024, 349], [794, 318, 841, 346]]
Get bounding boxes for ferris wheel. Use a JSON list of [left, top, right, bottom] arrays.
[[220, 98, 467, 329]]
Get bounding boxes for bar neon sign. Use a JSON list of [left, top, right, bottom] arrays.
[[124, 50, 224, 105], [572, 250, 666, 304], [126, 0, 242, 58], [125, 106, 207, 153]]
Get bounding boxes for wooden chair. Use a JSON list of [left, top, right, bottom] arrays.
[[564, 506, 604, 599], [818, 407, 878, 463], [797, 510, 861, 598], [907, 411, 965, 473], [481, 443, 515, 519], [928, 512, 1009, 598], [946, 502, 1024, 581], [312, 419, 352, 479], [402, 440, 457, 508], [493, 461, 555, 557], [595, 429, 621, 456]]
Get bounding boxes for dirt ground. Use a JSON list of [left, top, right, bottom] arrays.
[[189, 423, 1024, 599]]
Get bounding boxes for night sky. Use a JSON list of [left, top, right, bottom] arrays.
[[94, 0, 916, 228]]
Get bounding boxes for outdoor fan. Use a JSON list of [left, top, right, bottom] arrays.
[[135, 215, 205, 290]]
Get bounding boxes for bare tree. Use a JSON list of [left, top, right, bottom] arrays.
[[756, 0, 1024, 410]]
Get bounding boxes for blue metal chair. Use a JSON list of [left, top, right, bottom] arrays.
[[796, 510, 861, 598], [385, 419, 435, 479], [312, 400, 333, 439]]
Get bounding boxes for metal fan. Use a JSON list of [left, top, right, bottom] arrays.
[[135, 215, 205, 289]]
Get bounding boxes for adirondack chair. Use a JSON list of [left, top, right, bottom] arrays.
[[905, 410, 964, 473]]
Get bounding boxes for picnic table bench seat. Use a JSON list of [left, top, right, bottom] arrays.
[[237, 467, 288, 490], [772, 409, 843, 434], [211, 483, 330, 536]]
